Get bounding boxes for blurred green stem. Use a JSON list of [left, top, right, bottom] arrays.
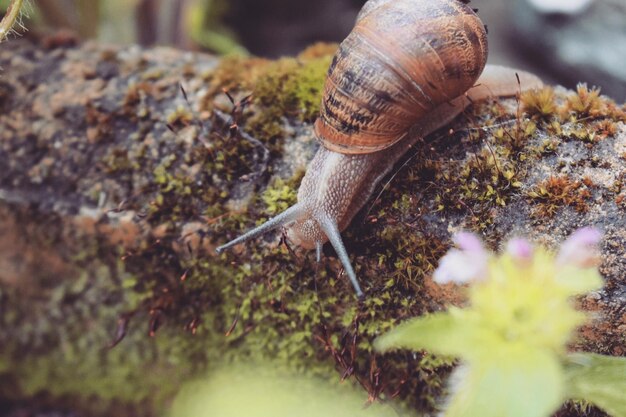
[[77, 0, 99, 38], [185, 0, 247, 55], [0, 0, 24, 41]]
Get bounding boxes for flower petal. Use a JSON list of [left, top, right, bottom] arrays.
[[454, 232, 485, 253], [556, 227, 602, 268], [506, 238, 534, 264], [433, 249, 489, 284]]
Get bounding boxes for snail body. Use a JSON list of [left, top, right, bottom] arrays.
[[216, 0, 542, 297]]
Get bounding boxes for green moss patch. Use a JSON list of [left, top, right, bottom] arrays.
[[202, 44, 336, 148]]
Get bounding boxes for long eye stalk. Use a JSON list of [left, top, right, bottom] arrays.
[[216, 206, 364, 297], [215, 204, 303, 254], [319, 218, 364, 298]]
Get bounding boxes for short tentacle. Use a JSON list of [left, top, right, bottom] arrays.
[[319, 217, 364, 298], [215, 204, 304, 253], [315, 241, 323, 263]]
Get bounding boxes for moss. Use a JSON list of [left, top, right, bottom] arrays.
[[526, 175, 593, 218], [4, 38, 625, 417], [565, 84, 606, 118], [246, 54, 332, 143], [521, 86, 558, 119], [493, 118, 537, 151], [555, 401, 609, 417], [202, 54, 270, 102], [284, 54, 333, 122], [201, 48, 334, 150], [122, 82, 154, 115], [140, 68, 166, 81], [261, 173, 302, 215], [113, 112, 264, 227], [165, 105, 194, 130], [593, 119, 619, 139], [202, 212, 457, 411], [409, 84, 624, 232], [297, 42, 339, 60], [0, 210, 214, 416], [85, 103, 114, 144], [431, 143, 524, 229], [519, 84, 625, 150], [0, 62, 291, 413], [2, 306, 204, 412], [102, 147, 139, 174]]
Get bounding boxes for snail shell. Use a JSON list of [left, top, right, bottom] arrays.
[[316, 0, 488, 154]]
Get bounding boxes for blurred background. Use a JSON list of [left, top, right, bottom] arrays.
[[1, 0, 625, 100]]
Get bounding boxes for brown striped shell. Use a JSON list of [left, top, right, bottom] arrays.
[[315, 0, 488, 154]]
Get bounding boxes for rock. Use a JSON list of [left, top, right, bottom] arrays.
[[0, 39, 624, 416], [511, 0, 626, 101]]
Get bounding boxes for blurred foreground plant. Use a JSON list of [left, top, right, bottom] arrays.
[[170, 364, 407, 417], [0, 0, 25, 42], [375, 228, 626, 417]]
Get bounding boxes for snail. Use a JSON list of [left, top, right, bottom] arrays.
[[216, 0, 543, 297]]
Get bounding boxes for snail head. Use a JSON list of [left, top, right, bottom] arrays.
[[215, 203, 364, 297]]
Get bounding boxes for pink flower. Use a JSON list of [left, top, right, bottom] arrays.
[[433, 227, 603, 286], [454, 232, 484, 252], [506, 238, 534, 265], [433, 233, 489, 284], [556, 227, 602, 268]]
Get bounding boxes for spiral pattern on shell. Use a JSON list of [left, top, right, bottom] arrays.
[[315, 0, 488, 154]]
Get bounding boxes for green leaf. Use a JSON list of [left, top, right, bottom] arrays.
[[564, 353, 626, 417], [445, 347, 563, 417], [373, 310, 481, 358], [171, 364, 407, 417], [554, 266, 603, 295]]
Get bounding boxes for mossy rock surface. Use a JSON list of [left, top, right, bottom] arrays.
[[0, 39, 625, 416]]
